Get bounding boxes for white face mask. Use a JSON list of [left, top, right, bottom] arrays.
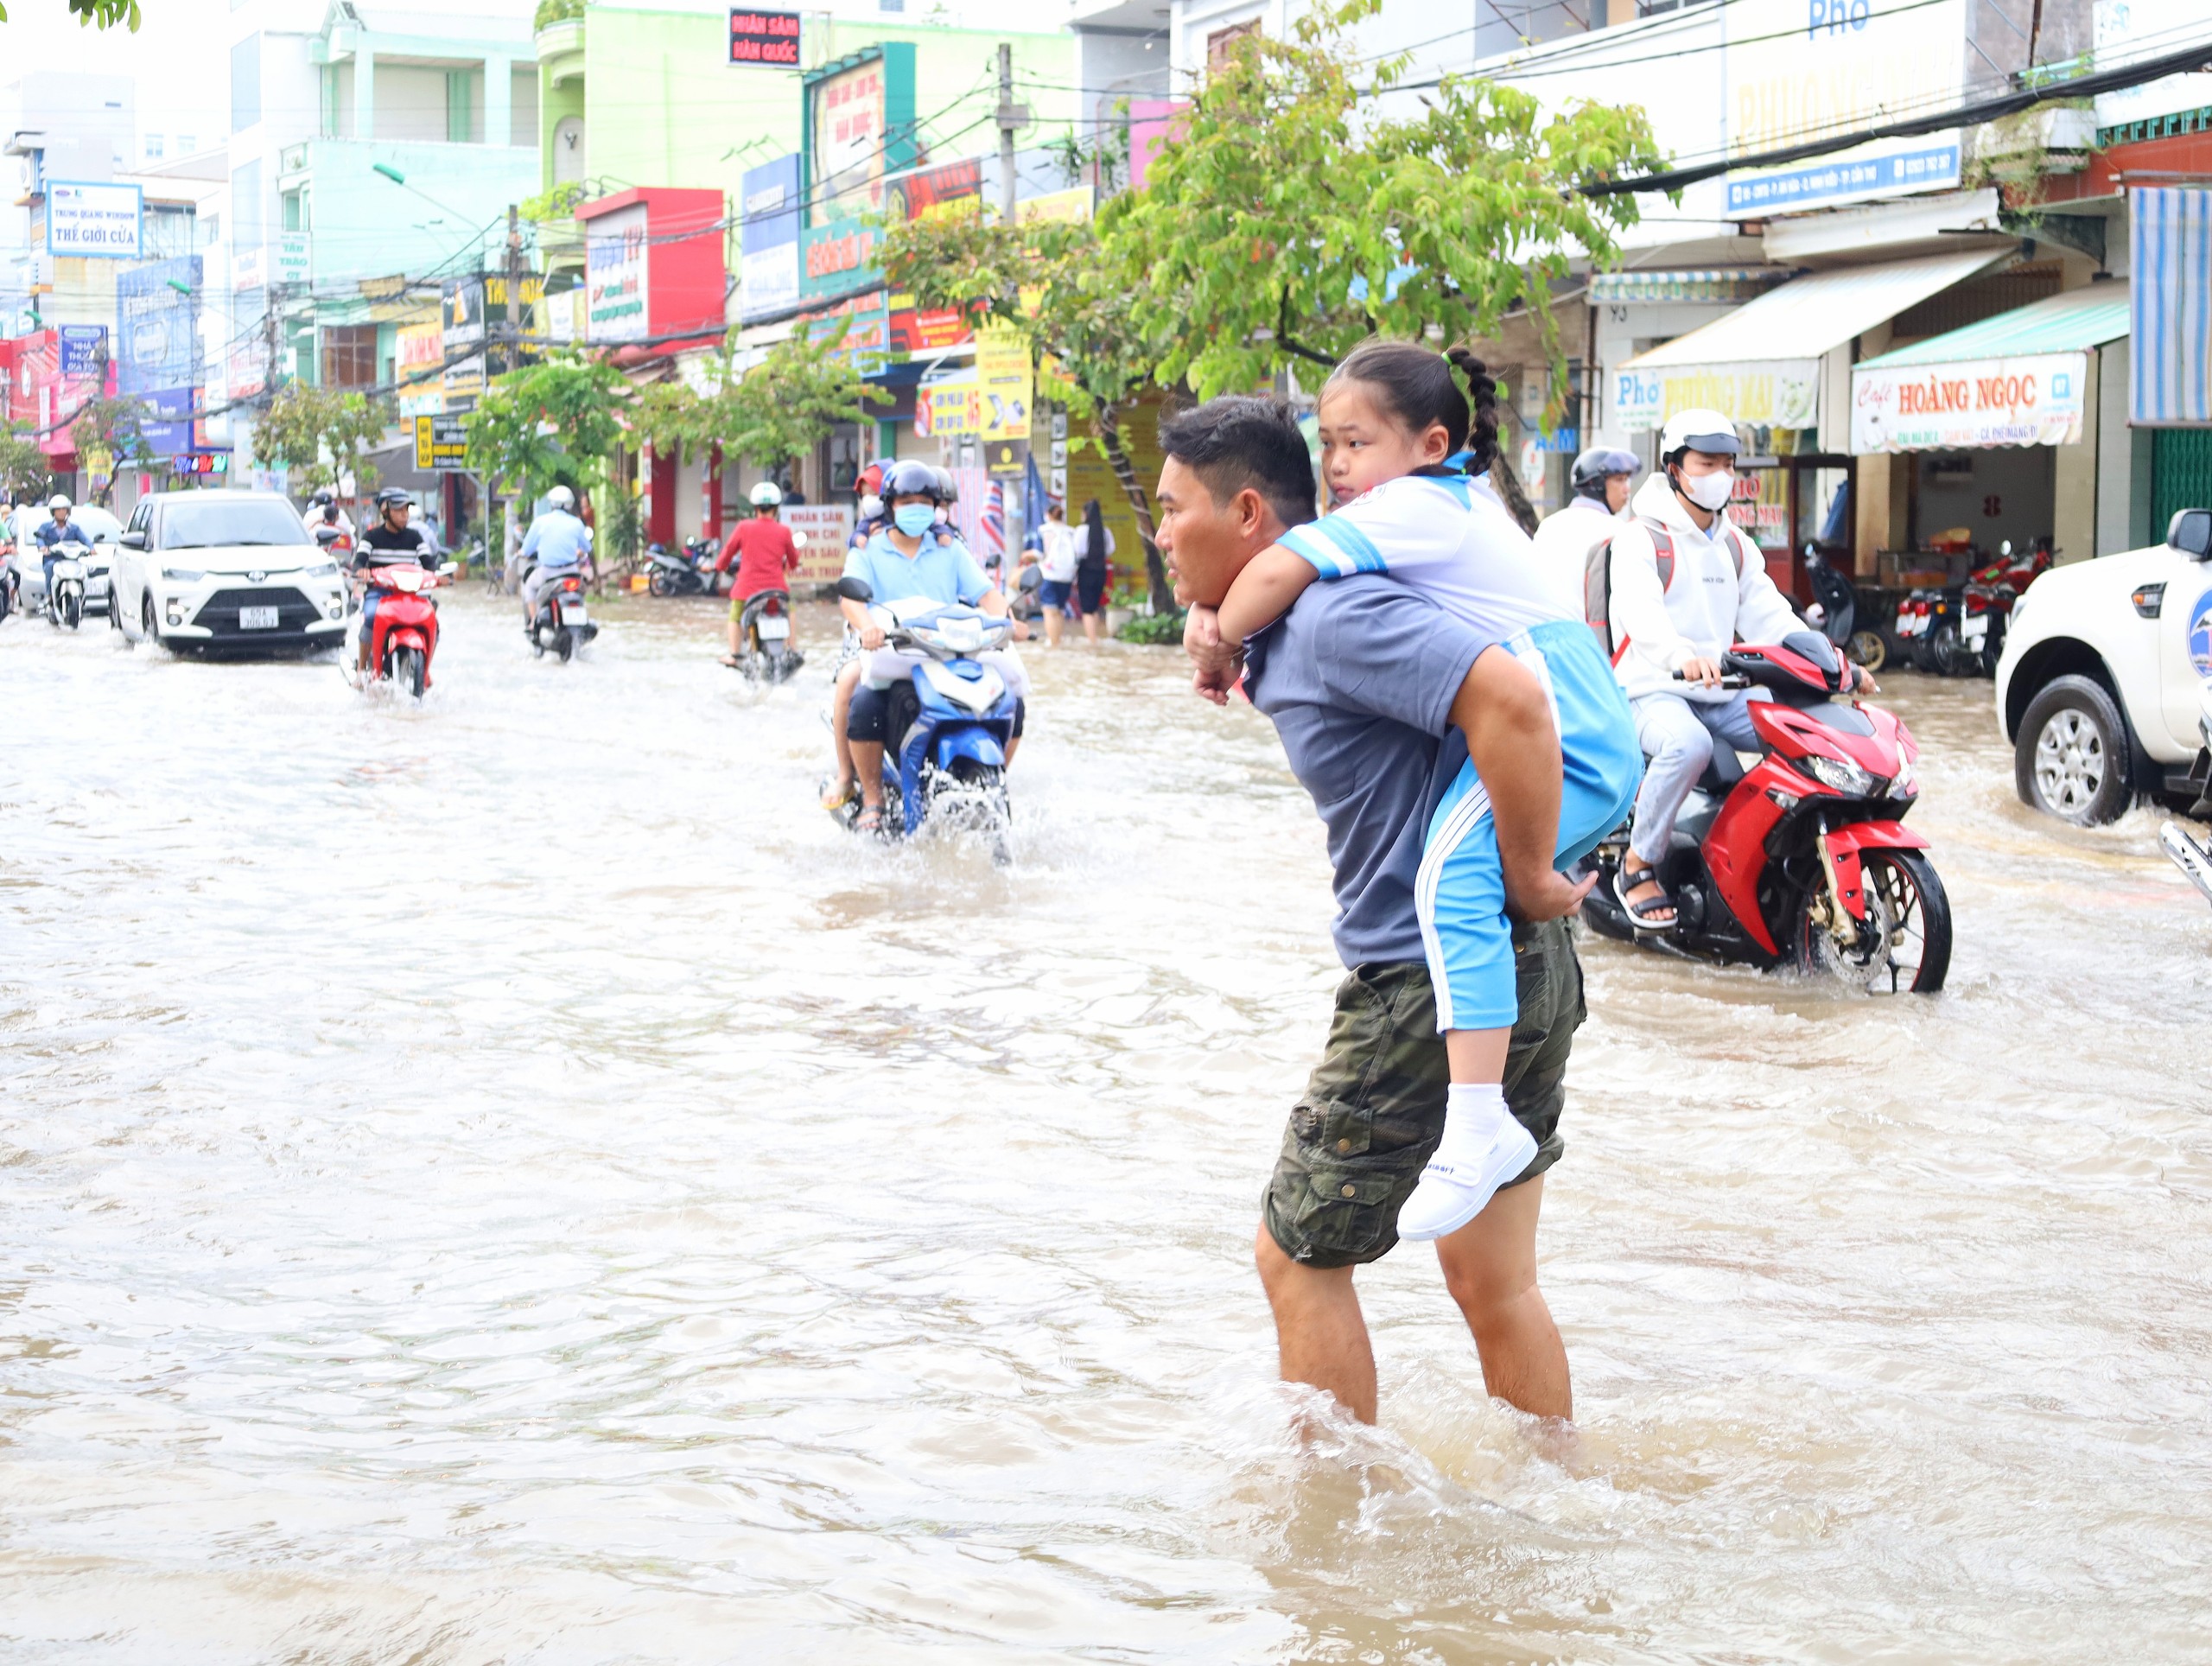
[[1678, 467, 1734, 513]]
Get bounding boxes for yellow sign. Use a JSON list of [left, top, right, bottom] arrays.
[[413, 413, 469, 472], [1015, 188, 1092, 226], [976, 325, 1033, 443], [916, 375, 982, 438]]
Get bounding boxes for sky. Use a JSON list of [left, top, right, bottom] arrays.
[[2, 0, 227, 160]]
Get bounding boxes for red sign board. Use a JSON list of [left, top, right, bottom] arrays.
[[728, 9, 800, 66], [887, 304, 972, 356]]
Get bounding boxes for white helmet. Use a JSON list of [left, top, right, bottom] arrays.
[[545, 484, 575, 512], [1658, 409, 1740, 463], [48, 493, 72, 511], [749, 480, 783, 508]]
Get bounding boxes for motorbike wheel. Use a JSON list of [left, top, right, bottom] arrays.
[[1847, 630, 1886, 672], [940, 758, 1013, 864], [556, 627, 575, 663], [648, 570, 673, 598], [60, 588, 80, 631], [1799, 848, 1951, 994], [393, 645, 427, 699]]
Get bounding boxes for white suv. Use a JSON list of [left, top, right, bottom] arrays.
[[113, 490, 349, 652], [1995, 507, 2212, 824]]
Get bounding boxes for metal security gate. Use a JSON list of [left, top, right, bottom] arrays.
[[2152, 429, 2212, 535]]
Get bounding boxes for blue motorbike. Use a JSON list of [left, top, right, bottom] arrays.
[[833, 575, 1020, 862]]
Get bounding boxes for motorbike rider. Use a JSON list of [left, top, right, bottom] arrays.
[[518, 485, 594, 631], [308, 487, 355, 542], [353, 486, 438, 675], [35, 494, 95, 611], [719, 480, 801, 667], [1607, 408, 1871, 928], [1530, 447, 1637, 614], [830, 458, 1026, 833]]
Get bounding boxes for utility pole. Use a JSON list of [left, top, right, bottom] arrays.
[[994, 43, 1030, 225], [263, 281, 286, 410], [504, 203, 526, 377]]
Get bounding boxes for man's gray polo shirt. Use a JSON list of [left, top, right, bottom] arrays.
[[1243, 575, 1491, 969]]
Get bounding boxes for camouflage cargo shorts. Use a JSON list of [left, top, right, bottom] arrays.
[[1262, 917, 1586, 1269]]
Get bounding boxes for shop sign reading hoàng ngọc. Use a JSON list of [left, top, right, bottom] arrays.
[[1850, 352, 2088, 453]]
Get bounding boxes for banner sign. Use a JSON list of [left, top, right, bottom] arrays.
[[585, 202, 650, 343], [740, 154, 803, 321], [413, 413, 471, 472], [46, 181, 143, 258], [1722, 0, 1965, 216], [58, 325, 106, 378], [976, 325, 1033, 442], [916, 372, 982, 438], [887, 300, 972, 357], [1853, 352, 2088, 452], [1614, 359, 1819, 433], [810, 56, 887, 223], [784, 503, 853, 584], [117, 257, 201, 397], [276, 231, 310, 285], [798, 221, 878, 302], [397, 321, 446, 417], [728, 7, 800, 66], [889, 158, 981, 223]]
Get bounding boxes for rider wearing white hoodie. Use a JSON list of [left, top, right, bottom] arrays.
[[1605, 409, 1819, 928]]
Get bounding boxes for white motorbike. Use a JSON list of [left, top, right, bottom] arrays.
[[2159, 681, 2212, 909], [45, 551, 86, 630]]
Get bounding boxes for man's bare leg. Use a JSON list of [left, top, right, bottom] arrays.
[[823, 661, 861, 806], [1044, 607, 1063, 647], [1433, 1175, 1569, 1421], [1255, 1222, 1377, 1424]]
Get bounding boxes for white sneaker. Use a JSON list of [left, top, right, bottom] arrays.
[[1396, 1112, 1538, 1243]]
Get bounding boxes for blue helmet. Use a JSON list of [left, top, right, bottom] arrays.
[[882, 459, 943, 503]]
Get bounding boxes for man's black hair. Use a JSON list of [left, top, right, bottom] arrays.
[[1155, 397, 1318, 531]]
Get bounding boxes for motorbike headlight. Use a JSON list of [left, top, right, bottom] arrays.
[[1800, 753, 1883, 798], [162, 567, 204, 582]]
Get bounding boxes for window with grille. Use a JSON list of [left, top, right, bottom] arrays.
[[321, 326, 378, 389], [2152, 430, 2212, 536]]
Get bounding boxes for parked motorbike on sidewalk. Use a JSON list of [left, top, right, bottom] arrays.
[[645, 539, 717, 598], [1580, 633, 1951, 991], [829, 575, 1019, 862], [1801, 544, 1885, 671], [731, 588, 803, 683], [350, 563, 451, 698], [529, 568, 598, 662]]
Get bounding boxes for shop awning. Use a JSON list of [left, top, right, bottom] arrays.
[[1586, 268, 1789, 305], [2131, 186, 2212, 427], [1850, 285, 2131, 453], [1616, 249, 2011, 432]]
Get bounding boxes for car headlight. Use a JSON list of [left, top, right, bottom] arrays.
[[162, 567, 204, 582], [1800, 753, 1883, 798], [305, 562, 338, 578]]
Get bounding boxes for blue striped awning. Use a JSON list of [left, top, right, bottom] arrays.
[[1586, 268, 1789, 305], [2132, 187, 2212, 426]]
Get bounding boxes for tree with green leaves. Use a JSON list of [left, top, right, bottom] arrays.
[[465, 347, 630, 502], [0, 423, 52, 505], [879, 213, 1178, 610], [250, 385, 386, 497], [67, 396, 156, 505], [723, 318, 892, 482], [1104, 0, 1663, 524], [3, 0, 142, 27]]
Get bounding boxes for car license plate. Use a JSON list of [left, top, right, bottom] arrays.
[[558, 601, 586, 624], [239, 606, 279, 629], [758, 615, 790, 640]]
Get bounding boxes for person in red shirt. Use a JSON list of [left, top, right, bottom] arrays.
[[718, 481, 801, 667]]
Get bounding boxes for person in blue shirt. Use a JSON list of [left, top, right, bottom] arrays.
[[35, 494, 95, 614], [518, 485, 594, 630], [831, 459, 1026, 833]]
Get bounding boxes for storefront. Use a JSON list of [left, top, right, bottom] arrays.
[[1613, 249, 2016, 596], [1850, 284, 2131, 573]]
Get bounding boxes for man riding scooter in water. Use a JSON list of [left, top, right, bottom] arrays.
[[35, 494, 94, 615], [826, 459, 1027, 834], [718, 480, 800, 668], [353, 486, 437, 676], [1606, 408, 1873, 928], [518, 485, 594, 630]]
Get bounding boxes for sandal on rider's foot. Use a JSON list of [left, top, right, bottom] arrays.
[[854, 804, 885, 836], [1615, 863, 1677, 932], [821, 779, 855, 812], [722, 654, 744, 669]]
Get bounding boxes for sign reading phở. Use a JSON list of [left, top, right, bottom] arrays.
[[1614, 360, 1819, 432], [728, 8, 800, 66], [1851, 353, 2088, 452]]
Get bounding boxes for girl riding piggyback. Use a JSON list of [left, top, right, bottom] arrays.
[[1209, 341, 1643, 1244]]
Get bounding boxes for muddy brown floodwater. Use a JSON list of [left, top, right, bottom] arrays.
[[3, 593, 2209, 1663]]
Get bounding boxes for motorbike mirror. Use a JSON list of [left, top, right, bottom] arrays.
[[2167, 507, 2212, 560], [835, 575, 874, 604], [1019, 563, 1043, 592]]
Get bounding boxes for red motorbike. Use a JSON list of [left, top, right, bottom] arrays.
[[1581, 633, 1951, 992], [354, 562, 448, 698]]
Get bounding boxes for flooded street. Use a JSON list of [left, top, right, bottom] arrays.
[[3, 593, 2209, 1663]]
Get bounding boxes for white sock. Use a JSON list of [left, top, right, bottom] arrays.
[[1439, 1083, 1512, 1161]]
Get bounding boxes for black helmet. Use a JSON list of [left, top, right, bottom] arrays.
[[310, 487, 335, 506], [1569, 448, 1639, 495], [882, 459, 943, 503], [375, 486, 412, 511]]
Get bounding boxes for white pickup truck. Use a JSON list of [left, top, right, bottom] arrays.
[[1995, 507, 2212, 825]]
